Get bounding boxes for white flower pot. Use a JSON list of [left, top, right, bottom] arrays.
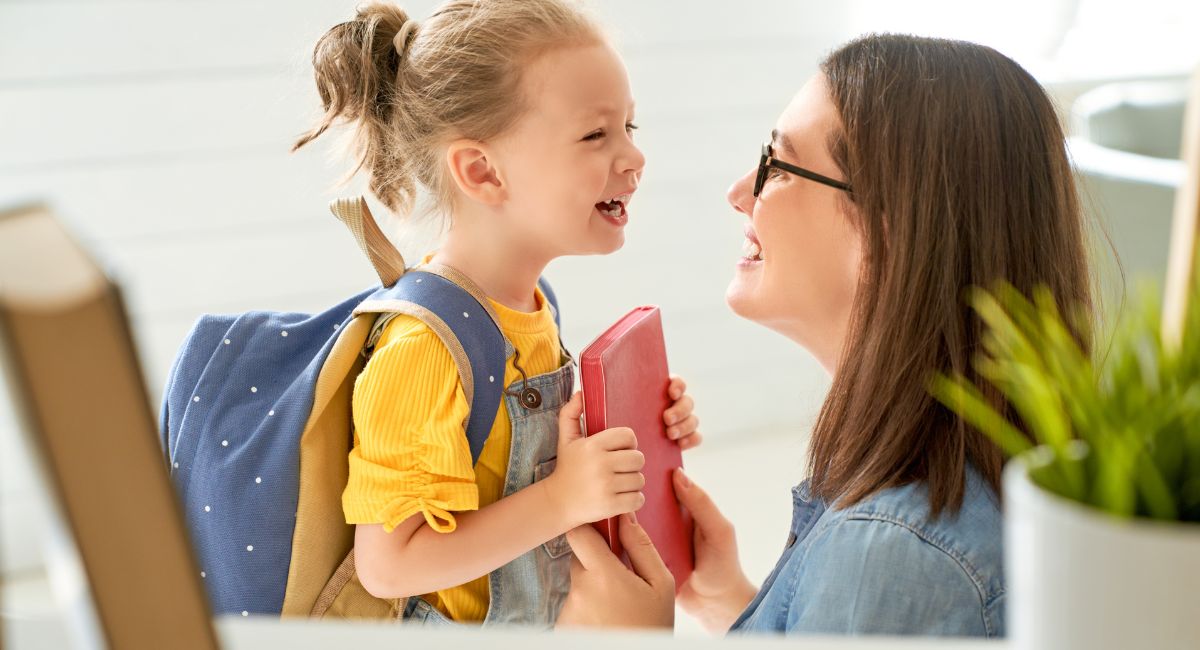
[[1004, 459, 1200, 649]]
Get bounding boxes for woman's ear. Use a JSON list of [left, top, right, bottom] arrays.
[[446, 140, 506, 206]]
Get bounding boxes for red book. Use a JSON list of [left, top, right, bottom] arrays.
[[579, 306, 694, 590]]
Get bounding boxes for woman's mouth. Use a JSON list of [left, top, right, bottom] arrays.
[[594, 193, 631, 226], [741, 224, 764, 265]]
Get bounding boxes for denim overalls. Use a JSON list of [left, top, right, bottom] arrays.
[[402, 358, 575, 628]]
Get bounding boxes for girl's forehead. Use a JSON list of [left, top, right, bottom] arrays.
[[522, 43, 634, 118]]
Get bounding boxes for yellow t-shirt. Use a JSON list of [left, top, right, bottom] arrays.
[[342, 285, 563, 623]]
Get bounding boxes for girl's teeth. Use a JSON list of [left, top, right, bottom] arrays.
[[599, 203, 623, 218]]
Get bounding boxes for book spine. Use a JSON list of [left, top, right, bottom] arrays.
[[579, 356, 621, 556]]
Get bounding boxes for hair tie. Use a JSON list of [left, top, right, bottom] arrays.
[[393, 19, 418, 61]]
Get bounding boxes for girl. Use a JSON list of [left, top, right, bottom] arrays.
[[291, 0, 701, 628]]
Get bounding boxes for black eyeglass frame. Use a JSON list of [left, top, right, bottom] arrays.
[[753, 142, 852, 197]]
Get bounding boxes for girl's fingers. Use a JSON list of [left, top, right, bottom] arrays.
[[613, 471, 646, 494], [611, 449, 646, 473], [664, 395, 695, 426], [667, 415, 699, 440], [668, 375, 688, 400]]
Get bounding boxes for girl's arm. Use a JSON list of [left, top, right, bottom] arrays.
[[356, 478, 563, 597], [355, 392, 646, 598]]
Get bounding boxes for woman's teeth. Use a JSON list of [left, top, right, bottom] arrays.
[[743, 238, 764, 261]]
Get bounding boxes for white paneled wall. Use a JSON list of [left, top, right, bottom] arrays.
[[2, 0, 1125, 634]]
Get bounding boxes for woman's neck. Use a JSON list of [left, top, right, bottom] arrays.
[[432, 223, 548, 313]]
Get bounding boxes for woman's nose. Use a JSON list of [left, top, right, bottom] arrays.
[[727, 167, 756, 218]]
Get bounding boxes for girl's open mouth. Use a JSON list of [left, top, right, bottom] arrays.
[[595, 194, 631, 226]]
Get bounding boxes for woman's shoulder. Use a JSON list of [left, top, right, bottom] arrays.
[[815, 467, 1006, 615]]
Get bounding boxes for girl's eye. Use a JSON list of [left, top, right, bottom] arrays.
[[583, 123, 639, 142]]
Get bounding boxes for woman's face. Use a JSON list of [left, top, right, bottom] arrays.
[[725, 73, 863, 373]]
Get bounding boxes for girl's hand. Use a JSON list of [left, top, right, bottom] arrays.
[[556, 513, 675, 629], [664, 375, 702, 450], [672, 469, 758, 635], [543, 392, 646, 529]]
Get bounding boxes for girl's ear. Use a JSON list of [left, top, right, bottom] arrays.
[[446, 140, 506, 205]]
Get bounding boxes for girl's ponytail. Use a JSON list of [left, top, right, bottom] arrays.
[[293, 3, 417, 213]]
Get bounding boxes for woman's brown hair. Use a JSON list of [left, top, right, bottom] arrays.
[[808, 34, 1094, 516], [293, 0, 600, 219]]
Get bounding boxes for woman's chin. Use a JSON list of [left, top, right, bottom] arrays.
[[725, 275, 762, 321]]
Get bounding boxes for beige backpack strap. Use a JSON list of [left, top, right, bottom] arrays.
[[310, 550, 358, 618], [330, 196, 406, 288]]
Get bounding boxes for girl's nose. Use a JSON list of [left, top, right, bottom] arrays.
[[619, 139, 646, 178], [727, 167, 757, 218]]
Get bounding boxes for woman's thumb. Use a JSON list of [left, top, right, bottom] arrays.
[[619, 513, 673, 591], [673, 468, 726, 533]]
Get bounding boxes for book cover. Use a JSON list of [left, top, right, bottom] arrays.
[[579, 306, 694, 589]]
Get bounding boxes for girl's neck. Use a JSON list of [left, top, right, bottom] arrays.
[[432, 226, 548, 314]]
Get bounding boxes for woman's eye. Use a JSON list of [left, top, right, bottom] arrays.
[[626, 122, 639, 134]]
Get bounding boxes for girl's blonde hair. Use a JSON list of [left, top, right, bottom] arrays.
[[293, 0, 602, 218]]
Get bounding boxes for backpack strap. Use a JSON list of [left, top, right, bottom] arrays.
[[354, 267, 508, 465], [538, 276, 561, 330], [329, 197, 406, 288]]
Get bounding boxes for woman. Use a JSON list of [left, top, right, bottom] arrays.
[[555, 34, 1092, 638]]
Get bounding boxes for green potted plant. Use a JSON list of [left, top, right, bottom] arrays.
[[931, 282, 1200, 650]]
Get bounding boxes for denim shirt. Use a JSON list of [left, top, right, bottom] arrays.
[[729, 467, 1005, 638]]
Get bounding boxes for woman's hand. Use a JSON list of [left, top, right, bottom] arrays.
[[673, 468, 759, 635], [664, 375, 702, 450], [555, 513, 675, 629]]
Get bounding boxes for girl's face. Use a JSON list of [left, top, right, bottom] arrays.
[[725, 73, 863, 373], [490, 42, 644, 261]]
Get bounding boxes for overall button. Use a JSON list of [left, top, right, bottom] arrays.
[[521, 387, 543, 409]]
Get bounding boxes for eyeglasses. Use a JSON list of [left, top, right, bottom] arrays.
[[753, 142, 852, 197]]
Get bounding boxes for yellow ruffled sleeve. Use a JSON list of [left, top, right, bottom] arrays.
[[342, 315, 477, 533]]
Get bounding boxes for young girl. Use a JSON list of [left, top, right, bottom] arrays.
[[291, 0, 701, 627]]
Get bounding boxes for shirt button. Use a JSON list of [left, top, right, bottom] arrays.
[[786, 532, 798, 548]]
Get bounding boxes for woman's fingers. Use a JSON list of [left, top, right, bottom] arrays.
[[673, 468, 730, 538], [566, 523, 620, 572], [619, 513, 675, 593]]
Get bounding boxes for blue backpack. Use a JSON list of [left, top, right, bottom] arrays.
[[159, 197, 559, 618]]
